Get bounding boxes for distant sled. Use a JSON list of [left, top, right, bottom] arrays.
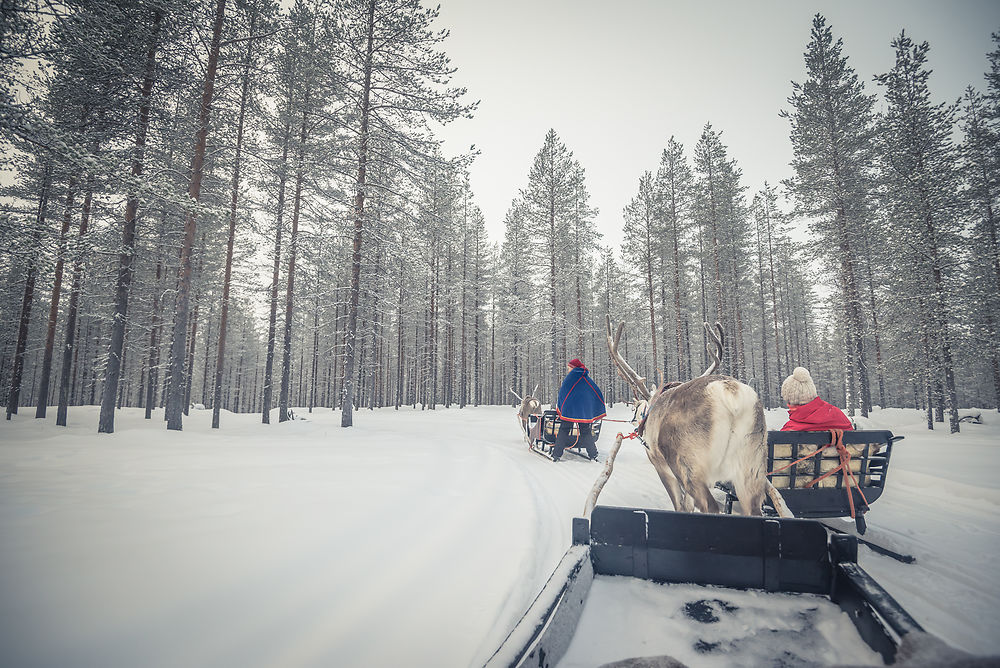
[[522, 409, 602, 462]]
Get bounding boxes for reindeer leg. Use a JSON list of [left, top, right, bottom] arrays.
[[652, 464, 685, 513], [688, 482, 721, 514], [732, 476, 765, 516]]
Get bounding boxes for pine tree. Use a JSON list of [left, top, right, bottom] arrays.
[[876, 32, 964, 432], [522, 129, 578, 405], [656, 138, 694, 380], [337, 0, 475, 427], [960, 36, 1000, 410], [783, 14, 876, 416], [623, 171, 662, 383]]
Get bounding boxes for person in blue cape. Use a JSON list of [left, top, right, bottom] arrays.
[[553, 358, 607, 461]]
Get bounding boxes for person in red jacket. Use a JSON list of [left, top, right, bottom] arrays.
[[780, 367, 853, 431]]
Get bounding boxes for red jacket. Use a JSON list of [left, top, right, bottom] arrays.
[[781, 397, 853, 431]]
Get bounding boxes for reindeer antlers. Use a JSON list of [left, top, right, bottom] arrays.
[[606, 315, 652, 401], [509, 384, 540, 402], [606, 316, 724, 389], [698, 322, 725, 377]]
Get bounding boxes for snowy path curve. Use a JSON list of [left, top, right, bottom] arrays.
[[2, 404, 998, 666]]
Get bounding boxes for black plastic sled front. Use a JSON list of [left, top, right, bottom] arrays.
[[589, 506, 831, 594], [486, 507, 932, 668]]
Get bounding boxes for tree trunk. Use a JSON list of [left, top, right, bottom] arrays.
[[212, 16, 255, 428], [341, 0, 376, 428], [7, 162, 51, 419], [261, 105, 292, 424], [164, 0, 226, 431], [36, 176, 76, 418], [144, 250, 164, 420], [460, 202, 468, 408], [549, 178, 559, 407], [97, 10, 161, 432], [755, 203, 771, 408], [185, 294, 201, 411], [644, 210, 659, 384], [278, 79, 309, 423], [56, 173, 94, 425]]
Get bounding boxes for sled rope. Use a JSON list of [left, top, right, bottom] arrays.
[[805, 429, 870, 519]]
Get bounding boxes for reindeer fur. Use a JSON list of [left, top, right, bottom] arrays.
[[642, 375, 767, 515]]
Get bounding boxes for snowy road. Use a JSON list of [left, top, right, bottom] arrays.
[[1, 404, 998, 667]]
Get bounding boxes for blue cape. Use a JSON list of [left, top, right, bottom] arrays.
[[556, 367, 607, 423]]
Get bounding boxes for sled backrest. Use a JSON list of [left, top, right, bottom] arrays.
[[766, 430, 900, 518], [539, 411, 602, 445]]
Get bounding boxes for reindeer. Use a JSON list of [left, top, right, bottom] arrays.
[[510, 385, 540, 444], [606, 316, 790, 517]]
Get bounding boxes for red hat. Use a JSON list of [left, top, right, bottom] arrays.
[[568, 358, 586, 369]]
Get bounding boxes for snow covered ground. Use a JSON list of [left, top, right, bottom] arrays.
[[0, 403, 997, 667]]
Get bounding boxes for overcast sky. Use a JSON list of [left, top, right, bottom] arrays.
[[433, 0, 1000, 248]]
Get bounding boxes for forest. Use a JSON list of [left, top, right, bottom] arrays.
[[1, 1, 998, 434]]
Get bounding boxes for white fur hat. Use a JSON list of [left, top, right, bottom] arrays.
[[781, 367, 818, 405]]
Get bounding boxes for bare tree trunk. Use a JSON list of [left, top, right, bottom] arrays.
[[56, 173, 94, 425], [764, 208, 783, 384], [341, 0, 375, 427], [165, 0, 226, 431], [669, 199, 685, 380], [98, 11, 161, 432], [697, 221, 708, 370], [212, 16, 255, 428], [644, 210, 659, 384], [277, 87, 310, 423], [473, 232, 482, 406], [431, 252, 439, 409], [144, 250, 164, 420], [261, 107, 291, 423], [185, 289, 203, 411], [549, 180, 559, 407], [7, 161, 51, 419], [310, 266, 320, 413], [395, 255, 404, 410], [36, 176, 76, 418], [460, 201, 468, 408]]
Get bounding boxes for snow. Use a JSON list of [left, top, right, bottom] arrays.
[[560, 578, 883, 667], [0, 403, 998, 667]]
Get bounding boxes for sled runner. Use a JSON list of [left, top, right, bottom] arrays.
[[524, 409, 602, 461], [484, 507, 947, 668]]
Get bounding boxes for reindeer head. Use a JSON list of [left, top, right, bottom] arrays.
[[510, 385, 540, 422]]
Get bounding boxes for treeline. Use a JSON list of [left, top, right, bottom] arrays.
[[1, 7, 997, 434], [495, 16, 1000, 433]]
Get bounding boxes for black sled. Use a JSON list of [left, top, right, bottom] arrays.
[[484, 506, 993, 667], [523, 409, 602, 461]]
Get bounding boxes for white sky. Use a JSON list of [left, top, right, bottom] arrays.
[[434, 0, 1000, 248]]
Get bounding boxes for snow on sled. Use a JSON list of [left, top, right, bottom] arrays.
[[523, 409, 602, 461], [484, 507, 989, 668]]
